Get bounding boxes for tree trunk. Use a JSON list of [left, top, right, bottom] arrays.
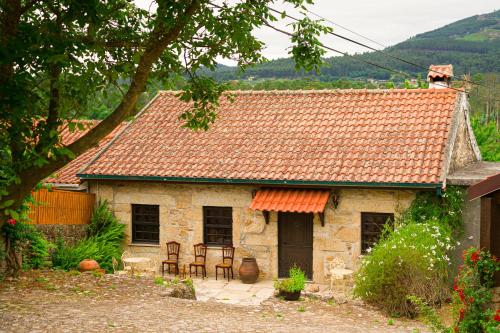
[[1, 0, 202, 219], [4, 236, 22, 277]]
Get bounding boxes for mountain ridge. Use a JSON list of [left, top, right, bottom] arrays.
[[211, 10, 500, 81]]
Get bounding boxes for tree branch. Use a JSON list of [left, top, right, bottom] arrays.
[[4, 0, 203, 209]]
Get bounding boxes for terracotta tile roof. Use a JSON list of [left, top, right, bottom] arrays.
[[46, 121, 126, 185], [250, 188, 330, 213], [80, 89, 460, 185], [428, 64, 453, 80]]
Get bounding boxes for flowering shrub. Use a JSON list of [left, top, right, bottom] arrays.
[[400, 186, 465, 236], [1, 218, 51, 270], [354, 221, 455, 317], [409, 247, 500, 333], [452, 247, 499, 333]]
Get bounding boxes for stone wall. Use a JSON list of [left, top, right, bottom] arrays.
[[449, 105, 479, 173], [35, 224, 87, 246], [89, 181, 415, 283]]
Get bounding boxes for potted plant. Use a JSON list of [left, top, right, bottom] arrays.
[[274, 266, 306, 301]]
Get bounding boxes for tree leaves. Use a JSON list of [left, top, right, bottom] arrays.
[[289, 17, 332, 74], [0, 0, 329, 216]]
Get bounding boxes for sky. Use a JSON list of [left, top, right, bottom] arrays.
[[135, 1, 498, 65]]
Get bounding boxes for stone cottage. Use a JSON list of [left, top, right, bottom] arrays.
[[76, 70, 487, 283]]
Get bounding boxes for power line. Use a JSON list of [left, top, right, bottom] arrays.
[[263, 16, 470, 94], [268, 7, 486, 88], [304, 8, 489, 88], [209, 2, 483, 94], [305, 9, 389, 50], [266, 23, 409, 79]]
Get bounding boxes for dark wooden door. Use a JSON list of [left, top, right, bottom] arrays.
[[278, 212, 313, 279]]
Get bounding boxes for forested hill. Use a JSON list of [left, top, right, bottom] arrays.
[[211, 10, 500, 81]]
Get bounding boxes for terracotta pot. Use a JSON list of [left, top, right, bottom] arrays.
[[279, 290, 301, 301], [239, 257, 259, 284], [79, 259, 100, 272]]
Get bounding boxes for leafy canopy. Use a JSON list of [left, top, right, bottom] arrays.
[[0, 0, 330, 217]]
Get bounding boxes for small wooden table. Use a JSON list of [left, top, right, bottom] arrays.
[[123, 257, 151, 275]]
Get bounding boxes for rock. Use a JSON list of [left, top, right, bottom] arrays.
[[161, 283, 196, 300], [320, 290, 335, 301], [334, 295, 348, 304], [306, 284, 320, 293]]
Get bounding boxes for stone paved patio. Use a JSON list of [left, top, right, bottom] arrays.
[[192, 277, 275, 306], [0, 270, 430, 333]]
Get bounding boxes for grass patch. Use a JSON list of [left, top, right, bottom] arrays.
[[154, 277, 165, 285]]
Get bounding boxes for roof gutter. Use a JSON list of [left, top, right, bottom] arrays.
[[77, 173, 441, 189]]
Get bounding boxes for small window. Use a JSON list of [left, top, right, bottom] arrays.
[[132, 204, 159, 244], [361, 212, 394, 253], [203, 206, 233, 246]]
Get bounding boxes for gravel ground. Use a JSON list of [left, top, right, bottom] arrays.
[[0, 270, 428, 333]]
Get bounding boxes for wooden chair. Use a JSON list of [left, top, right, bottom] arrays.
[[162, 241, 180, 277], [215, 246, 235, 282], [189, 243, 207, 278]]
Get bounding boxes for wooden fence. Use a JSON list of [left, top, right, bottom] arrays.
[[28, 189, 95, 225]]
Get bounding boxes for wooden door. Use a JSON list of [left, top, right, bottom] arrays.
[[278, 212, 313, 279]]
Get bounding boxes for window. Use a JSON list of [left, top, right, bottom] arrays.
[[132, 204, 159, 244], [203, 206, 233, 246], [361, 212, 394, 253]]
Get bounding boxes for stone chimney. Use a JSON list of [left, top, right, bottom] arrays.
[[427, 64, 453, 89]]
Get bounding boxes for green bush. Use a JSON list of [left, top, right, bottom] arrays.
[[52, 201, 125, 273], [24, 233, 52, 269], [274, 266, 306, 293], [86, 200, 119, 238], [471, 116, 500, 162], [353, 222, 455, 317], [2, 220, 52, 269], [452, 247, 500, 333], [409, 248, 500, 333], [400, 186, 465, 235]]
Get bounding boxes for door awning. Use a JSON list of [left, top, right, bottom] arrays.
[[250, 188, 330, 213]]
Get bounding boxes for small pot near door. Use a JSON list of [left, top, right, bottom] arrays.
[[239, 257, 259, 284]]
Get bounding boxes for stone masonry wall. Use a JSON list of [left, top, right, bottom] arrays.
[[35, 224, 87, 246], [89, 181, 415, 283], [449, 108, 479, 173]]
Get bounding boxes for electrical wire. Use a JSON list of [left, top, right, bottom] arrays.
[[268, 7, 487, 88], [265, 22, 473, 94]]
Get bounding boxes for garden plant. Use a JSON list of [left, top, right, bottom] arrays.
[[409, 247, 500, 333], [274, 266, 307, 301], [354, 187, 465, 316], [52, 200, 125, 273]]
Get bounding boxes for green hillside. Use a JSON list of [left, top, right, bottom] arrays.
[[211, 10, 500, 81]]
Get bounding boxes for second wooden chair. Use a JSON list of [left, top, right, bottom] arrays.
[[189, 243, 207, 278], [215, 245, 235, 282]]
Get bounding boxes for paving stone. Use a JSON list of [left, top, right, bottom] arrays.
[[0, 270, 429, 333]]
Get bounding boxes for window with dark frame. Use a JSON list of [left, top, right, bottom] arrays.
[[132, 204, 159, 244], [203, 206, 233, 246], [361, 212, 394, 253]]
